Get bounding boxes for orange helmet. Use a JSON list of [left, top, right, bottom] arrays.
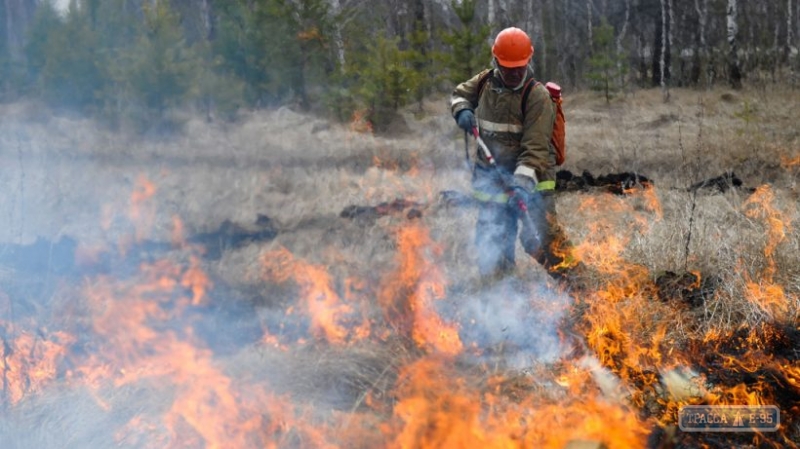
[[492, 27, 533, 68]]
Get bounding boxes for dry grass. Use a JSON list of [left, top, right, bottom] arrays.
[[0, 85, 798, 447]]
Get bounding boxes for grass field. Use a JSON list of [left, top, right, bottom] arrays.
[[0, 85, 798, 448]]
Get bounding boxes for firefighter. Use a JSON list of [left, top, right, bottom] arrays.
[[449, 27, 574, 284]]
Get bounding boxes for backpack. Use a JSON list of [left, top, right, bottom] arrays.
[[476, 72, 567, 166]]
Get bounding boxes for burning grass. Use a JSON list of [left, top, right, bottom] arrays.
[[0, 86, 798, 447]]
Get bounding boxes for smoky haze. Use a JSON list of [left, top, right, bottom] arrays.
[[1, 1, 799, 447], [0, 92, 573, 447]]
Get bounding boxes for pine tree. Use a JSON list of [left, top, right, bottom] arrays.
[[215, 0, 333, 110], [191, 41, 246, 121], [440, 0, 491, 85], [109, 2, 198, 129], [586, 18, 623, 102], [407, 21, 435, 112], [212, 1, 270, 106], [347, 34, 418, 131], [35, 3, 107, 111], [17, 1, 61, 98]]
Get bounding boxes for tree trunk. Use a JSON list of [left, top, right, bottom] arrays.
[[327, 0, 344, 69], [3, 0, 37, 61], [660, 0, 670, 100], [616, 0, 631, 88], [496, 0, 509, 29], [694, 0, 709, 86], [200, 0, 213, 40], [587, 0, 593, 47], [634, 0, 648, 86], [412, 0, 426, 109], [773, 2, 781, 82], [787, 0, 794, 63], [665, 0, 671, 86], [547, 0, 558, 81], [727, 0, 742, 88]]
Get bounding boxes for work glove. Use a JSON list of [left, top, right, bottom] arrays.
[[455, 109, 476, 133], [508, 173, 537, 206]]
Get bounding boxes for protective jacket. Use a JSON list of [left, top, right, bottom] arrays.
[[450, 67, 557, 187]]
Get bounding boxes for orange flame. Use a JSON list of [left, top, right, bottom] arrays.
[[129, 175, 157, 243], [350, 109, 373, 134], [385, 358, 650, 448], [261, 247, 368, 345], [379, 224, 462, 355], [742, 185, 793, 320], [780, 154, 800, 168], [0, 328, 75, 405]]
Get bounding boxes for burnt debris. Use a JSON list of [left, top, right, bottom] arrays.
[[437, 170, 656, 211], [556, 170, 654, 194], [673, 322, 800, 449], [189, 213, 277, 259], [340, 198, 424, 220], [0, 214, 278, 278], [654, 271, 720, 308], [687, 171, 748, 193]]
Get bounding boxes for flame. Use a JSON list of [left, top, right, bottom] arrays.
[[638, 184, 663, 219], [73, 254, 328, 449], [742, 185, 794, 320], [350, 109, 373, 134], [0, 328, 75, 405], [261, 246, 368, 345], [129, 175, 158, 242], [780, 155, 800, 168], [6, 160, 800, 448], [378, 224, 462, 355], [384, 358, 650, 448], [171, 215, 186, 247]]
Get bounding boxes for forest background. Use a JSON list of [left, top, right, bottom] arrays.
[[1, 0, 798, 133]]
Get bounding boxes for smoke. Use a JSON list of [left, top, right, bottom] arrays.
[[442, 276, 570, 369], [0, 98, 579, 448]]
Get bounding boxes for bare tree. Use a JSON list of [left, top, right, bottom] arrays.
[[694, 0, 710, 86], [496, 0, 509, 28], [3, 0, 37, 61], [200, 0, 212, 40], [616, 0, 631, 87], [329, 0, 346, 68], [727, 0, 742, 88], [788, 0, 794, 62], [660, 0, 670, 100], [668, 0, 674, 60]]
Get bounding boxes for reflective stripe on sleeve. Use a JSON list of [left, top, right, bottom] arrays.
[[472, 191, 509, 203], [477, 118, 523, 134], [451, 97, 470, 109], [514, 165, 539, 184], [472, 180, 557, 203], [535, 180, 556, 191]]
